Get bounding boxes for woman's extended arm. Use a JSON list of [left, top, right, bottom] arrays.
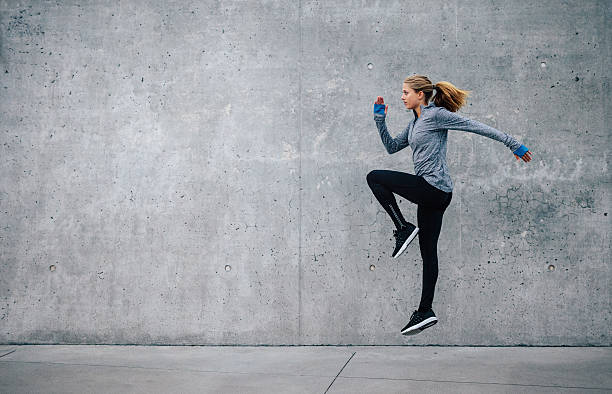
[[373, 100, 410, 154], [435, 107, 531, 160]]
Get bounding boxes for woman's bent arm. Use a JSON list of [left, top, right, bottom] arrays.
[[374, 113, 410, 154]]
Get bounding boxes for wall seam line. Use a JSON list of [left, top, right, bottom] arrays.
[[298, 0, 303, 345]]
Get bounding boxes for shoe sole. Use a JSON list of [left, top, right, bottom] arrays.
[[401, 317, 437, 335], [393, 227, 419, 259]]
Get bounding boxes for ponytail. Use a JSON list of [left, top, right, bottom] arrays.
[[404, 75, 471, 112], [432, 81, 470, 112]]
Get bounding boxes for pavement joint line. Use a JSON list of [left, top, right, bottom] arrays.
[[0, 349, 16, 358], [1, 358, 610, 391], [324, 351, 356, 394], [336, 375, 611, 391], [3, 344, 611, 347], [0, 359, 337, 378]]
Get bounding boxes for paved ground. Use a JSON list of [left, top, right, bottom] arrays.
[[0, 345, 610, 393]]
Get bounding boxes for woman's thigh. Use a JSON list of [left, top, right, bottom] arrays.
[[417, 205, 445, 248], [368, 169, 450, 209]]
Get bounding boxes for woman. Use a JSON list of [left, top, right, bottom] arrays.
[[366, 75, 533, 336]]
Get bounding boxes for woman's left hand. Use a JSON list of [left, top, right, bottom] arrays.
[[514, 151, 533, 162]]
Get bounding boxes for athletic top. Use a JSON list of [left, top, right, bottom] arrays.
[[373, 101, 526, 193]]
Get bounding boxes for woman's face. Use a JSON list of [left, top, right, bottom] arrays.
[[401, 84, 424, 110]]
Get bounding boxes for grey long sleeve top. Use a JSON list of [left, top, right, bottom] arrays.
[[373, 101, 523, 193]]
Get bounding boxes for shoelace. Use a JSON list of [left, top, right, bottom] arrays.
[[395, 231, 408, 242], [411, 311, 423, 323]]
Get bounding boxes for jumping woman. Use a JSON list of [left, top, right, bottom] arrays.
[[366, 75, 533, 336]]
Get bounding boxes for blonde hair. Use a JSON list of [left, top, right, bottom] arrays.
[[403, 75, 471, 112]]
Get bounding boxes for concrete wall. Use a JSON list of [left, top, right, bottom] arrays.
[[1, 0, 610, 346]]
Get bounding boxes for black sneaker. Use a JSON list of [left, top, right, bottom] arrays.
[[392, 224, 419, 258], [401, 309, 438, 335]]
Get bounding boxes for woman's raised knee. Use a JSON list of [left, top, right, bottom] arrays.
[[366, 169, 379, 183]]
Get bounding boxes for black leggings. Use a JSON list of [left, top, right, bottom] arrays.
[[366, 170, 452, 312]]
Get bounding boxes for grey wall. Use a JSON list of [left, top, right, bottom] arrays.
[[1, 0, 610, 346]]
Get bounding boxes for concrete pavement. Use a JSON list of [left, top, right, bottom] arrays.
[[0, 345, 610, 393]]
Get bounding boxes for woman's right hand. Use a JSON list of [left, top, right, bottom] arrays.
[[374, 96, 388, 114]]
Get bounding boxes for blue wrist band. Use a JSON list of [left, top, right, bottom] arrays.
[[513, 144, 528, 157], [374, 103, 386, 115]]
